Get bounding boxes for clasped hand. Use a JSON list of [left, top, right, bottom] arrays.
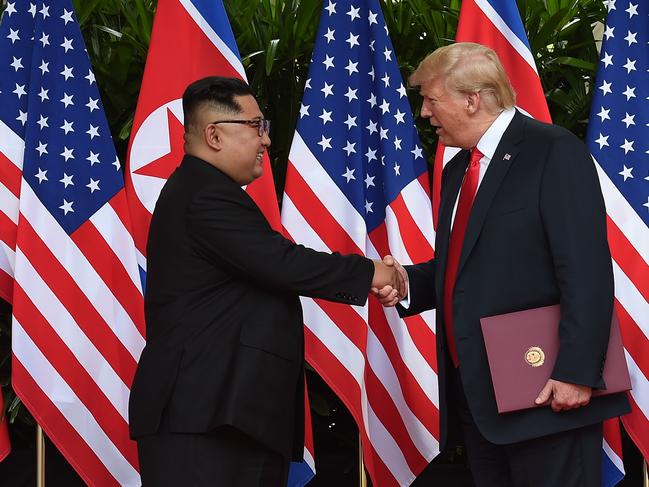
[[370, 255, 408, 307]]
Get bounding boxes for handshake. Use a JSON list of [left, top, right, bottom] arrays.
[[370, 255, 408, 307]]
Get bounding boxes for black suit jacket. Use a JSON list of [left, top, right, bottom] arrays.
[[129, 155, 374, 460], [402, 111, 629, 447]]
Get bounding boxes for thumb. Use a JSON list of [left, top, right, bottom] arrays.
[[535, 381, 553, 405], [383, 254, 395, 266]]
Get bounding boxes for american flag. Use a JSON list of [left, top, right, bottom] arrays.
[[123, 0, 316, 484], [586, 0, 649, 475], [0, 0, 145, 485], [281, 1, 439, 485]]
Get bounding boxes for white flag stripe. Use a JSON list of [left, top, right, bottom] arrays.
[[474, 0, 538, 74], [281, 195, 330, 253], [0, 239, 15, 277], [288, 135, 368, 249], [0, 183, 19, 224], [301, 297, 366, 383], [12, 321, 139, 486], [400, 180, 436, 247], [15, 248, 131, 420], [384, 206, 415, 265], [613, 261, 649, 338], [361, 385, 416, 486], [595, 160, 649, 264], [20, 184, 145, 358], [366, 327, 438, 456], [603, 438, 625, 474], [0, 119, 25, 169], [303, 446, 315, 472], [90, 204, 143, 293], [383, 307, 439, 404], [178, 0, 246, 79], [625, 351, 649, 417]]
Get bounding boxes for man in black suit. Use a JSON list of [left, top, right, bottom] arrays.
[[129, 76, 405, 486], [374, 43, 629, 486]]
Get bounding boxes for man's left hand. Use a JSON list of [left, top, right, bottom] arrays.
[[534, 379, 592, 412]]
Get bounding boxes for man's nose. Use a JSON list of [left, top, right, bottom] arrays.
[[262, 131, 271, 148], [420, 101, 432, 118]]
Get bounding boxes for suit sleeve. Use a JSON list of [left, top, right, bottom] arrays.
[[540, 133, 613, 389], [398, 260, 436, 317], [187, 184, 374, 305]]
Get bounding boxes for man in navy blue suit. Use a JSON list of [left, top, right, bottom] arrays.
[[374, 43, 629, 487]]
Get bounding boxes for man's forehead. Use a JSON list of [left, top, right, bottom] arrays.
[[419, 77, 445, 97], [234, 94, 263, 117]]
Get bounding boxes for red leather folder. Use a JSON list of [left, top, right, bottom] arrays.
[[480, 305, 631, 413]]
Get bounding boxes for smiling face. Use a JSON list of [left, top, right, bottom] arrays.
[[212, 95, 270, 185], [195, 94, 271, 186]]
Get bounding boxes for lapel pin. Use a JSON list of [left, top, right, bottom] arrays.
[[503, 153, 511, 160]]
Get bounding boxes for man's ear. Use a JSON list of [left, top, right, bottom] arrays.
[[204, 123, 223, 151], [466, 91, 480, 114]]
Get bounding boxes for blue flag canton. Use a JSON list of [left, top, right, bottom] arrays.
[[0, 0, 124, 234], [296, 0, 427, 232], [586, 0, 648, 226]]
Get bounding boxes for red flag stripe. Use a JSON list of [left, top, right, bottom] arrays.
[[16, 219, 138, 384], [608, 217, 649, 303], [0, 209, 17, 250], [72, 220, 146, 337], [12, 359, 123, 486], [0, 268, 13, 304], [388, 190, 435, 263], [314, 298, 440, 438], [0, 151, 21, 199], [621, 393, 649, 460], [304, 327, 401, 487], [284, 162, 363, 255], [13, 284, 139, 469]]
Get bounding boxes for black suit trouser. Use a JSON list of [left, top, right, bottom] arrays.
[[137, 425, 288, 487], [451, 367, 603, 487]]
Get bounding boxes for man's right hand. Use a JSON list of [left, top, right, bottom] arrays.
[[371, 255, 408, 307]]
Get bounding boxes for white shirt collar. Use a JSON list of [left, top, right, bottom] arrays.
[[475, 107, 516, 161]]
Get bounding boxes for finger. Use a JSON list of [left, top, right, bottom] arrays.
[[383, 255, 395, 266], [376, 285, 394, 298], [534, 382, 553, 405]]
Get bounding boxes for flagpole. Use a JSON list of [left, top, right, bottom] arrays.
[[359, 434, 367, 487], [36, 424, 45, 487], [643, 460, 648, 487]]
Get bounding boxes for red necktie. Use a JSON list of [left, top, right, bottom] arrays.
[[443, 148, 483, 367]]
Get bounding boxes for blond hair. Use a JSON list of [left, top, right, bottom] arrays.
[[409, 42, 516, 114]]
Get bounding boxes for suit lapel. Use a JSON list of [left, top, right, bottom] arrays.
[[455, 111, 526, 280]]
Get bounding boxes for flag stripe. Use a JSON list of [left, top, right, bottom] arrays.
[[608, 219, 649, 304], [72, 220, 145, 336], [178, 0, 245, 79], [0, 151, 21, 198], [12, 284, 138, 467], [0, 209, 17, 250], [386, 193, 433, 263], [12, 324, 139, 486], [14, 248, 133, 416], [16, 222, 138, 386], [19, 184, 144, 360], [285, 162, 364, 255], [0, 268, 13, 304], [11, 358, 122, 487]]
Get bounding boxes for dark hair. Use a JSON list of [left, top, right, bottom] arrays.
[[182, 76, 254, 132]]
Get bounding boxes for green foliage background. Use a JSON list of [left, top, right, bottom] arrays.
[[0, 0, 606, 455]]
